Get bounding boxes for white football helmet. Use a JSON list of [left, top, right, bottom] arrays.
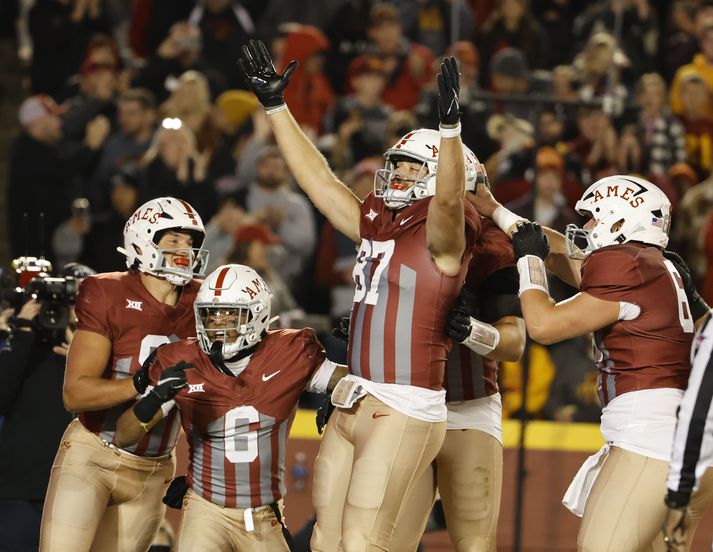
[[374, 128, 485, 210], [565, 175, 671, 258], [119, 197, 208, 286], [195, 264, 273, 359]]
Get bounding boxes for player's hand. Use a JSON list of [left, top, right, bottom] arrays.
[[437, 56, 460, 126], [446, 288, 478, 343], [238, 39, 297, 109], [163, 475, 189, 509], [663, 250, 710, 321], [512, 221, 550, 261], [332, 315, 350, 344], [133, 347, 158, 395], [152, 361, 194, 402], [662, 506, 690, 552]]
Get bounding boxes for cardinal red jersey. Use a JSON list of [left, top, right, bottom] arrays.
[[348, 193, 481, 391], [75, 272, 199, 456], [444, 219, 516, 401], [580, 243, 694, 406], [150, 329, 326, 508]]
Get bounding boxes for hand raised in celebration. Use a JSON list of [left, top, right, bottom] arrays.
[[238, 39, 298, 109], [512, 221, 550, 261], [437, 56, 461, 126]]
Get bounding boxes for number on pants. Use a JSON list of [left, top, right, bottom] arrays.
[[138, 334, 172, 365], [663, 260, 695, 333], [224, 405, 259, 463], [352, 239, 395, 305]]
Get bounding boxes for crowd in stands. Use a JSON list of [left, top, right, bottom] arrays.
[[6, 0, 713, 423]]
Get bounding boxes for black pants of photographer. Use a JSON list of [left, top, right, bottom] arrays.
[[0, 499, 43, 552]]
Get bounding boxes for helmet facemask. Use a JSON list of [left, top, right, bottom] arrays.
[[374, 154, 435, 210], [151, 229, 209, 286], [195, 300, 271, 360]]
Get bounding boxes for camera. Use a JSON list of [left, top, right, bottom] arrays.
[[25, 276, 80, 331]]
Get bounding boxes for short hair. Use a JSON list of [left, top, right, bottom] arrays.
[[256, 145, 283, 163], [120, 88, 156, 111]]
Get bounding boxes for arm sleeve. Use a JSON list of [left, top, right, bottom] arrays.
[[306, 360, 339, 394], [667, 317, 713, 503], [298, 328, 328, 391], [580, 250, 641, 303], [74, 277, 112, 339], [0, 332, 36, 414]]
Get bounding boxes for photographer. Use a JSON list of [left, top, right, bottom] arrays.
[[0, 264, 92, 552]]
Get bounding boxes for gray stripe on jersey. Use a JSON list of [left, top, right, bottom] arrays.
[[277, 419, 288, 499], [368, 258, 390, 382], [191, 426, 205, 497], [607, 372, 617, 403], [395, 265, 417, 384], [208, 417, 227, 506], [350, 261, 373, 379], [98, 359, 133, 443], [232, 414, 252, 509], [141, 417, 168, 456], [114, 357, 132, 378], [258, 413, 275, 505]]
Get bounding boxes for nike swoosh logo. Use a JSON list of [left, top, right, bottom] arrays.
[[372, 413, 389, 419], [399, 216, 413, 226], [262, 371, 280, 382]]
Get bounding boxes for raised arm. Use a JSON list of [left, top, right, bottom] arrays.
[[239, 39, 361, 242], [427, 57, 467, 276]]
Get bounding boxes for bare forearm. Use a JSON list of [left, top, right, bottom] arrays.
[[435, 136, 465, 208], [63, 376, 136, 412], [520, 290, 562, 345], [267, 110, 361, 241], [485, 319, 526, 362], [115, 408, 162, 448], [541, 226, 582, 288]]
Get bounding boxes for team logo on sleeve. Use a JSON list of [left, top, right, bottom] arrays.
[[365, 209, 378, 221], [126, 299, 143, 311], [188, 383, 205, 393]]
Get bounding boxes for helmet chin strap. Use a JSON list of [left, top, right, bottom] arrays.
[[208, 340, 258, 376]]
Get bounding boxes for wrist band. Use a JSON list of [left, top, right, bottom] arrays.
[[517, 255, 549, 295], [439, 122, 461, 138], [463, 317, 500, 356], [492, 206, 525, 235], [265, 103, 287, 116]]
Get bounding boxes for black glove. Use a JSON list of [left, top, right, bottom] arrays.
[[332, 316, 350, 344], [162, 476, 189, 509], [133, 361, 194, 423], [238, 39, 298, 108], [133, 348, 158, 395], [663, 250, 710, 321], [446, 288, 478, 343], [437, 56, 460, 126], [316, 394, 335, 435], [512, 221, 550, 261]]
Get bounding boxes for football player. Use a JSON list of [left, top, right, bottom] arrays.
[[472, 176, 713, 550], [239, 40, 481, 551], [113, 264, 347, 551], [40, 197, 208, 552], [391, 216, 526, 551]]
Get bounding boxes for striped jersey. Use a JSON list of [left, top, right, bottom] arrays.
[[75, 272, 199, 457], [444, 219, 517, 402], [580, 243, 694, 406], [149, 330, 326, 508], [349, 193, 481, 391]]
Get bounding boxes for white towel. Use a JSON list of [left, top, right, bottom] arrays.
[[562, 444, 610, 517]]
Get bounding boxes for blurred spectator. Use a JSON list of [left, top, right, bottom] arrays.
[[673, 172, 713, 281], [228, 223, 298, 317], [662, 1, 700, 82], [187, 0, 255, 92], [87, 88, 156, 211], [279, 25, 335, 135], [574, 0, 657, 82], [315, 157, 378, 320], [129, 0, 195, 58], [366, 2, 435, 111], [397, 0, 475, 57], [7, 96, 74, 263], [415, 41, 498, 160], [635, 73, 686, 177], [484, 114, 535, 200], [245, 146, 317, 287], [701, 209, 713, 304], [671, 24, 713, 116], [203, 196, 249, 272], [677, 70, 713, 179], [478, 0, 549, 77], [613, 124, 646, 176], [139, 119, 217, 218], [667, 162, 699, 208], [506, 147, 579, 233], [56, 34, 121, 102], [52, 197, 91, 269], [383, 109, 419, 151], [531, 0, 577, 67], [566, 106, 617, 182], [573, 31, 629, 116], [255, 0, 338, 46], [488, 47, 536, 120], [325, 55, 392, 171], [132, 21, 203, 103], [213, 89, 259, 137], [28, 0, 112, 98]]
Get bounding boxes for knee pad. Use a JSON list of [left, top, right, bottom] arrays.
[[346, 458, 389, 510], [312, 454, 340, 510]]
